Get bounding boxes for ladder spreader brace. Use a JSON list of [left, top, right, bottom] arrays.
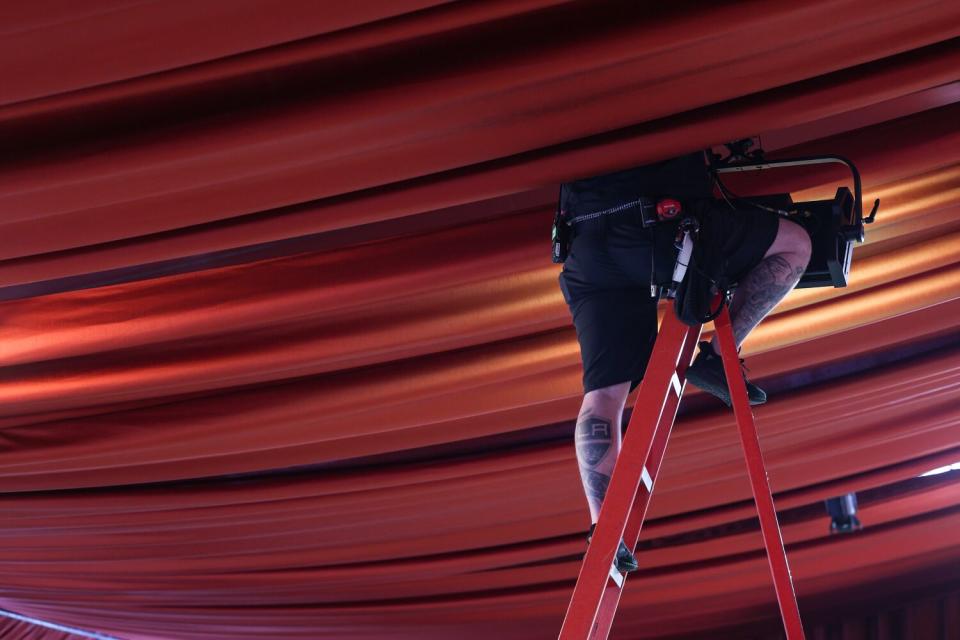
[[558, 305, 805, 640]]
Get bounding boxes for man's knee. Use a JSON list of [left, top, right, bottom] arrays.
[[768, 218, 812, 262], [581, 381, 630, 416]]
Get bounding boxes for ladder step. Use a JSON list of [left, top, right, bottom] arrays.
[[640, 467, 653, 492], [608, 564, 624, 588], [670, 371, 682, 397]]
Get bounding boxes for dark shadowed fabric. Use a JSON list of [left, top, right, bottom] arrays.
[[1, 1, 960, 638]]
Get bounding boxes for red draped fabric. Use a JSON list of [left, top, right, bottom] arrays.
[[1, 1, 959, 638], [0, 616, 80, 640]]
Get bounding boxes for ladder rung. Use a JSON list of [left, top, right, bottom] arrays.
[[640, 467, 653, 492], [670, 371, 682, 397], [608, 564, 623, 588]]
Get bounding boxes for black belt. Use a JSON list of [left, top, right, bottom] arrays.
[[565, 197, 659, 228]]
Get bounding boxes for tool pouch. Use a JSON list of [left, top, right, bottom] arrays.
[[652, 221, 680, 292], [551, 208, 570, 263], [672, 210, 731, 325]]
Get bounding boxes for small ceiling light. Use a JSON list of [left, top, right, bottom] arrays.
[[824, 492, 861, 534]]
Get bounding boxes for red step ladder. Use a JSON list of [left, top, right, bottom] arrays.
[[558, 305, 805, 640]]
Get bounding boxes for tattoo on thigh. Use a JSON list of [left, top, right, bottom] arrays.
[[576, 417, 612, 467], [582, 470, 610, 502]]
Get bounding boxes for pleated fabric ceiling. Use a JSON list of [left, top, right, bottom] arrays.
[[2, 1, 960, 638]]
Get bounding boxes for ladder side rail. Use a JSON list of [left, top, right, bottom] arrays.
[[713, 308, 806, 640], [624, 318, 700, 551], [559, 312, 698, 639], [588, 319, 702, 640], [586, 393, 682, 640]]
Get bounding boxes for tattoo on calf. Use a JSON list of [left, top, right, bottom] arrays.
[[731, 255, 805, 345], [582, 469, 611, 502], [575, 417, 612, 467]]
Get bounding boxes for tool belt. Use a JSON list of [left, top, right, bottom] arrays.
[[552, 196, 683, 264], [565, 197, 660, 228]]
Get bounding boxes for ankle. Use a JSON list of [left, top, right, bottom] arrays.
[[707, 340, 743, 356]]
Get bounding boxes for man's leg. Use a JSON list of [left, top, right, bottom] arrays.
[[574, 382, 630, 523], [574, 380, 640, 572], [709, 217, 812, 354], [687, 217, 812, 405]]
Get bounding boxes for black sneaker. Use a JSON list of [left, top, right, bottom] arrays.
[[686, 341, 767, 406], [587, 524, 639, 573]]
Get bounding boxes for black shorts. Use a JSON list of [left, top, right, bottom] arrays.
[[559, 203, 780, 393]]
